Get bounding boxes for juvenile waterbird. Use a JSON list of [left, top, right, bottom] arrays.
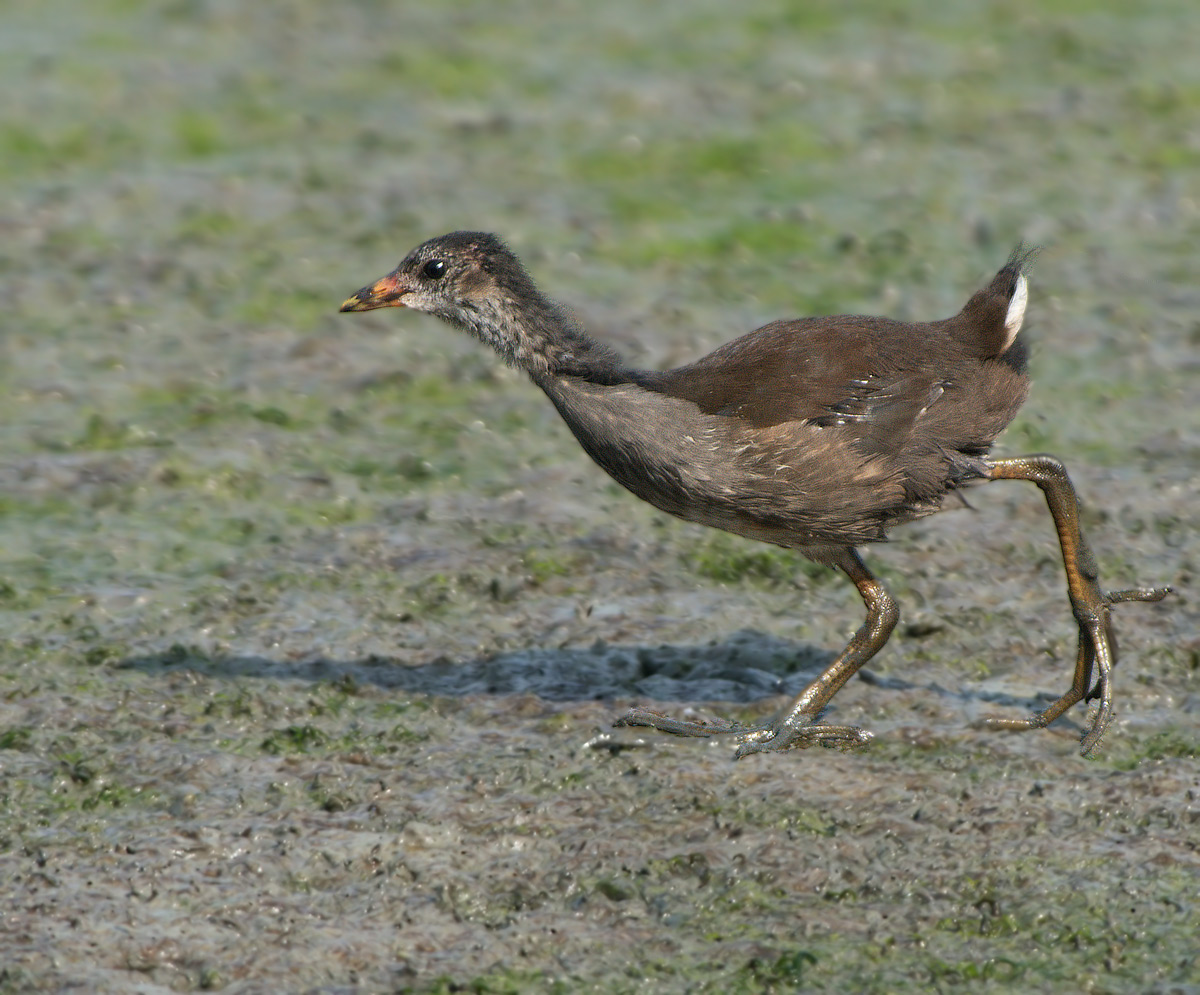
[[340, 232, 1168, 758]]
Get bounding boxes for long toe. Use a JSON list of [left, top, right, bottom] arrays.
[[614, 706, 750, 738], [733, 722, 873, 757]]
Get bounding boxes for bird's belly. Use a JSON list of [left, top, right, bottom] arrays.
[[539, 374, 949, 554], [586, 441, 921, 554]]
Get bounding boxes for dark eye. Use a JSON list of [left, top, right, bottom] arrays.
[[422, 259, 446, 280]]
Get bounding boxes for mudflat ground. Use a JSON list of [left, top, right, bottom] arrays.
[[1, 2, 1197, 992]]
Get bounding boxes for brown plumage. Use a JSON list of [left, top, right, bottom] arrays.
[[340, 232, 1168, 758]]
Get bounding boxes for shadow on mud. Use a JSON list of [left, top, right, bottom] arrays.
[[117, 630, 1053, 712]]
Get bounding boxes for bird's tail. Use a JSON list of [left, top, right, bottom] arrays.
[[950, 243, 1039, 359]]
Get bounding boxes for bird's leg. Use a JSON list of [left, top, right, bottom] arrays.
[[980, 455, 1170, 756], [615, 548, 896, 757], [733, 549, 898, 756]]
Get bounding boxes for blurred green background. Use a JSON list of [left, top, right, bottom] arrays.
[[1, 1, 1196, 992], [3, 0, 1194, 618]]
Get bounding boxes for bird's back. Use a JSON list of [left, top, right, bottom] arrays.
[[541, 257, 1032, 554]]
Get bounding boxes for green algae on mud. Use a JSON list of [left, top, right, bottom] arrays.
[[1, 0, 1198, 991]]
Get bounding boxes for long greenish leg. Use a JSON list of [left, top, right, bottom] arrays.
[[981, 455, 1169, 756], [615, 548, 894, 756]]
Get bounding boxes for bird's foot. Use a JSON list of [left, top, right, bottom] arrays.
[[978, 584, 1171, 758], [978, 700, 1112, 758], [732, 718, 874, 756], [614, 706, 873, 758], [1072, 586, 1170, 754]]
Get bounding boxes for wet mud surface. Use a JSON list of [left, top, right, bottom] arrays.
[[2, 2, 1198, 992]]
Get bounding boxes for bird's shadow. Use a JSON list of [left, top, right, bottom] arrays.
[[117, 629, 1045, 712]]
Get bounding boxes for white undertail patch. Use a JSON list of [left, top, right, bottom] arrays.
[[1003, 273, 1028, 350]]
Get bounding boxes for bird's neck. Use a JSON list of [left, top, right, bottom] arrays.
[[448, 289, 622, 382]]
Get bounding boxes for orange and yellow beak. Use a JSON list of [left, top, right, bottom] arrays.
[[339, 270, 410, 312]]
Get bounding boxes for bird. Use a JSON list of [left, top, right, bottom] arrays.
[[340, 231, 1169, 758]]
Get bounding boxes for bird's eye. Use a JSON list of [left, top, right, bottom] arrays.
[[422, 259, 447, 280]]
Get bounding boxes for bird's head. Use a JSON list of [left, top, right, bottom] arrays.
[[339, 230, 606, 375], [339, 231, 531, 325]]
